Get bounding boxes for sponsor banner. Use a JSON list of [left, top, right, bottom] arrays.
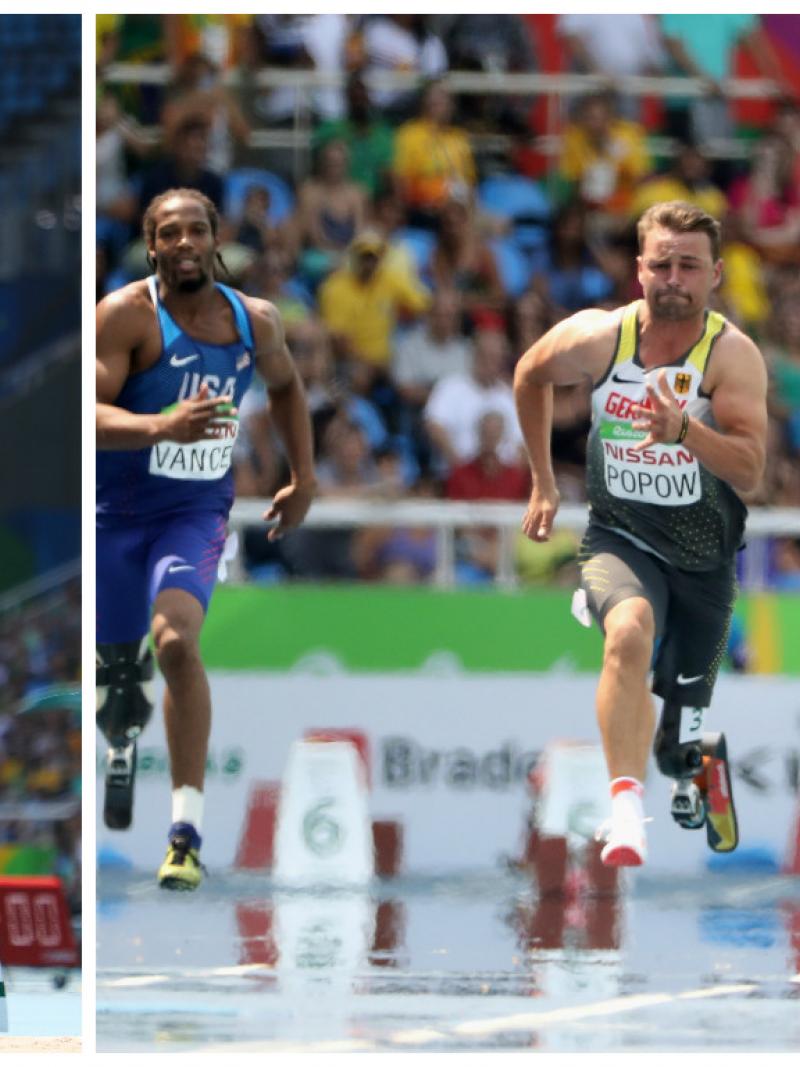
[[97, 674, 800, 876], [200, 586, 800, 675]]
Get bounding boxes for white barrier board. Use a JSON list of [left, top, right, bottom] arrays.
[[97, 674, 800, 876]]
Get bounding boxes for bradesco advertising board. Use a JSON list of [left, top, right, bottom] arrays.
[[97, 674, 800, 876]]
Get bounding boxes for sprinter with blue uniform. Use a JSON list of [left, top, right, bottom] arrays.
[[96, 188, 315, 890]]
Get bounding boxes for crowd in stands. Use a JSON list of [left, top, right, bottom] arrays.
[[96, 14, 800, 589], [0, 575, 80, 905]]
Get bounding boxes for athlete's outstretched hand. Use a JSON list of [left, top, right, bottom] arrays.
[[263, 481, 315, 541], [631, 370, 683, 450], [160, 383, 236, 443], [521, 480, 560, 543]]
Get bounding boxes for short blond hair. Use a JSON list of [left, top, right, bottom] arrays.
[[637, 200, 721, 262]]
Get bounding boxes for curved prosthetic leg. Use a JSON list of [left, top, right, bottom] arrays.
[[654, 703, 738, 852], [97, 638, 155, 830]]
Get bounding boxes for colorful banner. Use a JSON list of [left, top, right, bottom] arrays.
[[202, 585, 800, 675]]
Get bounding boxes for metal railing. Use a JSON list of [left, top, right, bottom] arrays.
[[228, 499, 800, 591], [100, 66, 782, 180]]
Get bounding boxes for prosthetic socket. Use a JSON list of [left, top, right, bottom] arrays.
[[653, 701, 705, 779], [96, 638, 155, 746]]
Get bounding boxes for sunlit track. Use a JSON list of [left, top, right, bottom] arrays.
[[96, 868, 800, 1052]]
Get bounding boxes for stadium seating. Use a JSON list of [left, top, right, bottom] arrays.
[[224, 168, 295, 224]]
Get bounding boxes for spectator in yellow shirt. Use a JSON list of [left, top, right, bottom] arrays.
[[559, 92, 650, 218], [630, 143, 728, 222], [393, 80, 477, 227], [319, 230, 431, 393]]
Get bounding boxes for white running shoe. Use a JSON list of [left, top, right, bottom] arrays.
[[595, 816, 647, 867]]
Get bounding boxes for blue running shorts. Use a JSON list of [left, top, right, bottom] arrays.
[[96, 510, 228, 643]]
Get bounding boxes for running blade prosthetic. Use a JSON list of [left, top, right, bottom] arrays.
[[669, 732, 738, 852], [104, 741, 136, 830], [698, 732, 738, 853]]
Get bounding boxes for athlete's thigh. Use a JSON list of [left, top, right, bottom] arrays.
[[579, 525, 669, 637], [96, 521, 151, 643], [653, 563, 737, 707], [146, 510, 228, 616]]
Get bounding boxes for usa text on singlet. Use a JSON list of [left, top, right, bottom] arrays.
[[96, 277, 256, 521]]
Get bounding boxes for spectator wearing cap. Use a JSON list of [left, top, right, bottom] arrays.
[[393, 81, 477, 227], [318, 230, 430, 394]]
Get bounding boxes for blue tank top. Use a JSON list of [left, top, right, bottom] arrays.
[[96, 277, 256, 522]]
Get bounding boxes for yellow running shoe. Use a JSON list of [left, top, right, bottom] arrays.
[[158, 830, 204, 891]]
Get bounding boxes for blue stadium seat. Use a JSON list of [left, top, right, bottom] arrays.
[[225, 169, 294, 224], [396, 227, 436, 273], [478, 175, 552, 224], [489, 237, 533, 298]]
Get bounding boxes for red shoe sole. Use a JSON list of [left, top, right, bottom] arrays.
[[601, 845, 644, 867]]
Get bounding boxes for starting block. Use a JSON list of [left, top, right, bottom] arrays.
[[273, 737, 374, 886]]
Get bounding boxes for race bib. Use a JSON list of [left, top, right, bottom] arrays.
[[149, 418, 239, 481], [600, 420, 702, 507]]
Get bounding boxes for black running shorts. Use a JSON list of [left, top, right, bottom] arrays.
[[578, 524, 737, 707]]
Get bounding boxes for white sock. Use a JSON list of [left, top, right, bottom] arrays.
[[171, 786, 204, 834], [610, 776, 644, 828]]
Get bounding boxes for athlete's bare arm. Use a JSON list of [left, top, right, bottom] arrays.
[[631, 328, 767, 494], [514, 308, 619, 541], [247, 296, 316, 539], [96, 284, 233, 450]]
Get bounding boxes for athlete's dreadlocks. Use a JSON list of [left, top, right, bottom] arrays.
[[143, 187, 229, 277]]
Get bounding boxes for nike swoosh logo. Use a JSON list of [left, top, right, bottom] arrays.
[[236, 353, 251, 371], [677, 673, 704, 685], [612, 373, 643, 384], [167, 564, 195, 574], [170, 354, 199, 367]]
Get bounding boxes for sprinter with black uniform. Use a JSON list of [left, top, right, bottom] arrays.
[[514, 201, 767, 866]]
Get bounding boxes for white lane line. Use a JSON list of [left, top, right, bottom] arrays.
[[452, 993, 675, 1037], [200, 1039, 377, 1053], [404, 984, 759, 1042], [676, 984, 757, 1001], [104, 976, 170, 988], [207, 965, 267, 977], [390, 1028, 449, 1045], [99, 964, 273, 985]]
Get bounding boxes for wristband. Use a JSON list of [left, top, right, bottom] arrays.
[[675, 409, 690, 444]]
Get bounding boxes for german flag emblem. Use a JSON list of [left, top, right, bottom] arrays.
[[674, 372, 692, 395]]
